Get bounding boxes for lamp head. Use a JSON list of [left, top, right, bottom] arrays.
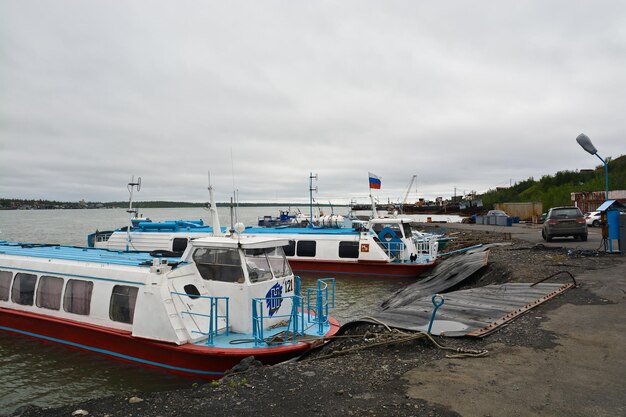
[[576, 133, 598, 155]]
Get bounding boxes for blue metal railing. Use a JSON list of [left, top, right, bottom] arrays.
[[306, 278, 336, 335], [251, 294, 304, 347], [170, 292, 229, 346], [252, 276, 336, 345]]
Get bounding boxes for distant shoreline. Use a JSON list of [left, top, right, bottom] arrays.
[[0, 200, 349, 210]]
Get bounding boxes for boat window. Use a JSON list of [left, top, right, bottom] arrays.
[[36, 275, 64, 310], [0, 270, 12, 301], [283, 240, 296, 257], [192, 248, 245, 283], [338, 241, 359, 259], [172, 238, 188, 253], [265, 247, 292, 278], [373, 223, 403, 236], [183, 284, 201, 299], [109, 285, 139, 324], [296, 241, 316, 257], [402, 223, 411, 239], [63, 280, 93, 315], [11, 273, 37, 305], [244, 248, 274, 283]]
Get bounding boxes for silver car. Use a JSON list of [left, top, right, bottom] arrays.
[[542, 206, 588, 242]]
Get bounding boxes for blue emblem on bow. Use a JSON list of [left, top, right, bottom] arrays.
[[265, 282, 283, 317]]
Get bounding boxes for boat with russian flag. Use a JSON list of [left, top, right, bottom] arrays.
[[0, 233, 339, 379], [89, 175, 439, 279]]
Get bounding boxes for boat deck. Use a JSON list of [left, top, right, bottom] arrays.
[[0, 241, 181, 267], [194, 319, 332, 349]]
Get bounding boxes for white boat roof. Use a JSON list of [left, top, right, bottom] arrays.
[[369, 218, 408, 224], [191, 235, 291, 249]]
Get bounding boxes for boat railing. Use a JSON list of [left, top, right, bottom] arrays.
[[251, 276, 336, 345], [380, 238, 437, 263], [251, 294, 304, 347], [306, 278, 336, 335], [413, 237, 438, 262], [87, 231, 112, 247], [170, 292, 230, 346]]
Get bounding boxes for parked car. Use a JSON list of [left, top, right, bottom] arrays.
[[584, 211, 602, 227], [542, 206, 588, 242]]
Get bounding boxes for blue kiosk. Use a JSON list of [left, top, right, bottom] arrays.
[[596, 200, 626, 254]]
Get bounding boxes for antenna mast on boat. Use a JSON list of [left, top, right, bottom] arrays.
[[207, 172, 224, 237], [230, 147, 239, 227], [126, 176, 141, 251], [309, 172, 318, 228]]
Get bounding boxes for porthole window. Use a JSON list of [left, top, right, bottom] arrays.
[[63, 280, 93, 315], [110, 285, 139, 324], [338, 241, 359, 259], [283, 240, 295, 257], [36, 275, 64, 310], [183, 284, 201, 299], [11, 273, 37, 305], [296, 241, 316, 257], [0, 270, 12, 301], [172, 238, 188, 253]]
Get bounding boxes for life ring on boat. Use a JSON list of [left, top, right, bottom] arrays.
[[377, 227, 403, 257], [377, 227, 399, 243]]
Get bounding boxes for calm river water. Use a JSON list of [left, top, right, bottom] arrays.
[[0, 207, 411, 414]]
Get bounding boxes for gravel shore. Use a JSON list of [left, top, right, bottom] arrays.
[[9, 225, 626, 417]]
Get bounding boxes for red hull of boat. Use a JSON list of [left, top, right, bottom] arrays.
[[288, 259, 436, 278], [0, 308, 340, 379]]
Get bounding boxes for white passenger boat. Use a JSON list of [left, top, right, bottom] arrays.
[[90, 218, 438, 279], [89, 177, 439, 279], [0, 235, 338, 379]]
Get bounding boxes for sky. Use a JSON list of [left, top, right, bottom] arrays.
[[1, 1, 625, 205]]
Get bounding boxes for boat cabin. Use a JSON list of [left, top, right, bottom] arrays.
[[0, 236, 299, 345]]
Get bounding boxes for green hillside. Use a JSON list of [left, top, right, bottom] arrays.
[[480, 154, 626, 209]]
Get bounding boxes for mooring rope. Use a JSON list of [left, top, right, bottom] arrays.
[[305, 319, 488, 361]]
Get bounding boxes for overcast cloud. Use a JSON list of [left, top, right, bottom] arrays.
[[1, 1, 625, 204]]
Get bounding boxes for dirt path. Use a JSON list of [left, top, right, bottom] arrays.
[[404, 277, 626, 416]]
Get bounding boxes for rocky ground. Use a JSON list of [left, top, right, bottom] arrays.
[[9, 227, 624, 417]]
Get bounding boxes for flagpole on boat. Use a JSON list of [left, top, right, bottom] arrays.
[[368, 172, 380, 219]]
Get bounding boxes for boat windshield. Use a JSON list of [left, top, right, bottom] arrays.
[[192, 248, 245, 283], [244, 247, 292, 283], [265, 247, 292, 278]]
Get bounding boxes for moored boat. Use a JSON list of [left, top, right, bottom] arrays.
[[0, 236, 338, 379], [89, 176, 439, 279], [90, 217, 438, 278]]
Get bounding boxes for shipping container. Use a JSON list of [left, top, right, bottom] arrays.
[[494, 202, 543, 221]]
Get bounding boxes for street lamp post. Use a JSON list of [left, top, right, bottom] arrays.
[[576, 133, 615, 253], [576, 133, 609, 201]]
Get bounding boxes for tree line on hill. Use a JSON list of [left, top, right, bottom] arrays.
[[481, 154, 626, 209]]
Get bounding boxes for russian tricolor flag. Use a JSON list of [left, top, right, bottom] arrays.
[[368, 172, 381, 189]]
